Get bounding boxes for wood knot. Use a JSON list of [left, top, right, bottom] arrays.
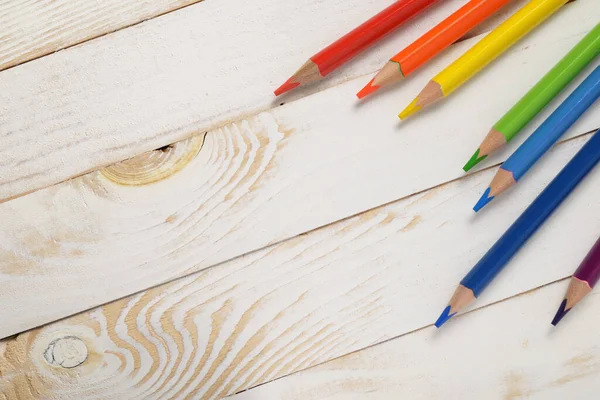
[[44, 336, 88, 368], [101, 134, 205, 185]]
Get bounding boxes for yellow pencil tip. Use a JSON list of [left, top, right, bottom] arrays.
[[398, 99, 421, 120]]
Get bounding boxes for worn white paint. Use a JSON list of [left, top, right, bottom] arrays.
[[229, 280, 600, 400], [1, 6, 599, 339], [0, 0, 203, 72], [0, 136, 598, 399], [1, 1, 598, 398], [0, 0, 540, 201]]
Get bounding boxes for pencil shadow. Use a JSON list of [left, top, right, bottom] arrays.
[[395, 100, 443, 133], [546, 322, 558, 336]]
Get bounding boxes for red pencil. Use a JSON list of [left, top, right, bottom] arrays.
[[274, 0, 441, 96]]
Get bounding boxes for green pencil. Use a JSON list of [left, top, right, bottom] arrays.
[[463, 23, 600, 172]]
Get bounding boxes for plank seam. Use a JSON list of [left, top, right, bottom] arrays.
[[0, 0, 206, 74], [232, 275, 571, 396]]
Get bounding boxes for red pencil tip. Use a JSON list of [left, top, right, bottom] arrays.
[[274, 78, 300, 96], [356, 78, 380, 99]]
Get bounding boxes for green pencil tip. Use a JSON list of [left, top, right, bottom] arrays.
[[463, 149, 486, 172]]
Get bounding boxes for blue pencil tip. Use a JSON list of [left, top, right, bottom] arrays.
[[473, 187, 494, 212], [434, 305, 457, 328]]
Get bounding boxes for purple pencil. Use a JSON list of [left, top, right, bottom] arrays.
[[552, 236, 600, 326]]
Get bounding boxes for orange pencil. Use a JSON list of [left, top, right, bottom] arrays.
[[275, 0, 441, 96], [358, 0, 513, 99]]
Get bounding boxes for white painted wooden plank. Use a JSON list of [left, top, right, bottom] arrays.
[[0, 0, 534, 201], [0, 135, 598, 399], [0, 0, 203, 72], [1, 7, 599, 339], [229, 280, 600, 400]]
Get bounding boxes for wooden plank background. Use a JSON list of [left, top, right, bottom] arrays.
[[1, 5, 598, 338], [0, 0, 599, 399], [1, 135, 598, 399], [230, 279, 600, 400], [0, 0, 529, 202], [0, 0, 205, 72]]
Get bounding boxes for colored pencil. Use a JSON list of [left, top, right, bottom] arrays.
[[274, 0, 440, 96], [474, 65, 600, 212], [357, 0, 513, 99], [552, 236, 600, 326], [464, 23, 600, 172], [399, 0, 569, 120], [435, 129, 600, 328]]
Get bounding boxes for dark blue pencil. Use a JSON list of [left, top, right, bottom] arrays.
[[474, 65, 600, 212], [436, 130, 600, 328]]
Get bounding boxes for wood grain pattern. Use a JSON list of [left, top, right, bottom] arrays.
[[1, 8, 599, 339], [229, 279, 600, 400], [1, 135, 598, 399], [0, 0, 204, 72], [0, 0, 536, 202]]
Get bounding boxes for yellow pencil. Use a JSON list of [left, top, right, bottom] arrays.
[[399, 0, 569, 120]]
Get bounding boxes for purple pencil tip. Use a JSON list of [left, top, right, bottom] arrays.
[[551, 299, 570, 326], [473, 187, 494, 212], [435, 305, 456, 328]]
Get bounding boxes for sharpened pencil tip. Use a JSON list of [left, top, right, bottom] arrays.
[[398, 99, 421, 120], [435, 305, 457, 328], [463, 149, 486, 172], [274, 78, 300, 96], [473, 187, 494, 212], [356, 78, 380, 99], [551, 299, 570, 326]]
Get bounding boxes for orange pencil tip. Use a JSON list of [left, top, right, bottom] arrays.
[[274, 78, 300, 96], [356, 79, 380, 99]]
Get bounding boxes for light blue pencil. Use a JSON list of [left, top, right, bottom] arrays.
[[436, 129, 600, 328], [474, 64, 600, 212]]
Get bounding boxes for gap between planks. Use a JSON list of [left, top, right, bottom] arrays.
[[235, 275, 572, 396], [1, 10, 599, 340], [228, 276, 599, 400], [0, 134, 598, 399], [0, 0, 206, 73], [0, 0, 535, 202]]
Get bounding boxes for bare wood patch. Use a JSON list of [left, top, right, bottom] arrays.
[[0, 137, 598, 399]]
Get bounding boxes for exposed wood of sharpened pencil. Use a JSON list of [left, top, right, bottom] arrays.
[[358, 0, 517, 99], [489, 168, 516, 197], [0, 1, 591, 203], [2, 11, 599, 340], [449, 284, 477, 313], [464, 21, 600, 172], [444, 130, 600, 328], [274, 0, 442, 96], [229, 279, 600, 400], [473, 167, 516, 211], [463, 128, 508, 171], [1, 136, 598, 400], [435, 284, 476, 327], [398, 80, 444, 119], [564, 277, 593, 311], [274, 61, 323, 96], [553, 236, 600, 325], [475, 65, 600, 211], [356, 61, 404, 98], [551, 277, 592, 325], [399, 0, 571, 119]]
